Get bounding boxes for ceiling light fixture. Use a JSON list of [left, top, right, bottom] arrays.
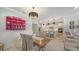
[[28, 7, 39, 20]]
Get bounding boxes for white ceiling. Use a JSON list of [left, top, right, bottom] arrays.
[[10, 7, 79, 21]]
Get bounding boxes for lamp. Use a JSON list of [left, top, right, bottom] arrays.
[[28, 7, 39, 19]]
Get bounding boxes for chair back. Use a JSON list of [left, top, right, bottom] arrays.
[[20, 34, 33, 51]]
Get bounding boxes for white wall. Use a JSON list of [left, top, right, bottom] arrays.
[[0, 7, 32, 49]]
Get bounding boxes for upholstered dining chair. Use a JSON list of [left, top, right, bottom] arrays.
[[20, 34, 33, 51], [20, 34, 39, 51], [64, 31, 78, 51]]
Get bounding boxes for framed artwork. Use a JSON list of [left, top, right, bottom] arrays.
[[6, 16, 26, 30], [69, 25, 75, 29], [70, 21, 74, 25], [69, 21, 75, 29]]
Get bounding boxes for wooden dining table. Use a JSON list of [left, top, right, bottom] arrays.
[[33, 37, 51, 51]]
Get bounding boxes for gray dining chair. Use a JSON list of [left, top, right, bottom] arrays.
[[20, 34, 39, 51], [20, 34, 33, 51]]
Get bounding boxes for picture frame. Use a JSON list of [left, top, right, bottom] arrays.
[[6, 16, 26, 30], [69, 25, 75, 29], [70, 21, 74, 25]]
